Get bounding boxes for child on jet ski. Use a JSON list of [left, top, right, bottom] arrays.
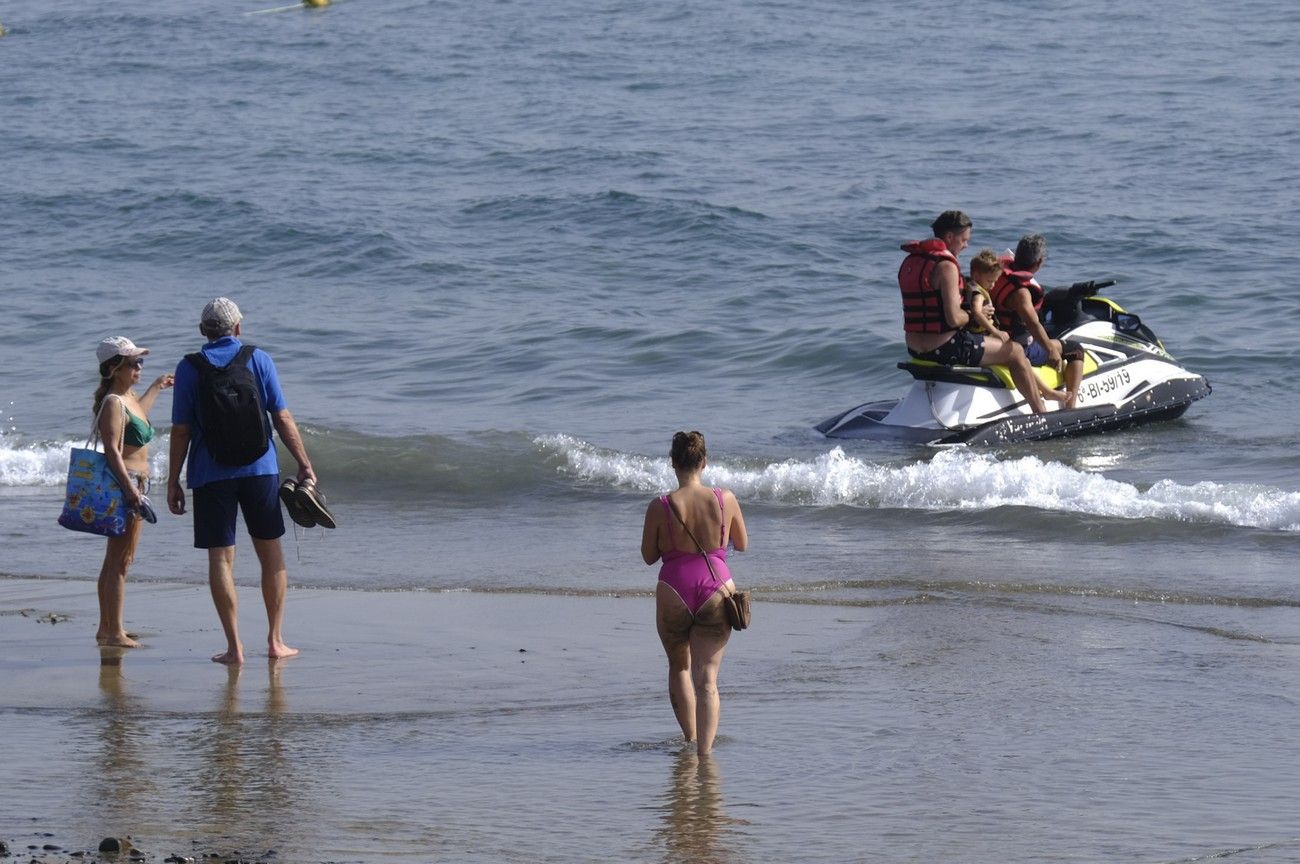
[[966, 249, 1072, 407]]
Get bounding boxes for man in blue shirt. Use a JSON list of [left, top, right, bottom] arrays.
[[166, 297, 316, 665]]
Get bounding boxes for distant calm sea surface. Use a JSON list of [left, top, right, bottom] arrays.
[[3, 0, 1300, 860]]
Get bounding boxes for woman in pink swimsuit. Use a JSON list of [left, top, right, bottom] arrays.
[[640, 431, 749, 756]]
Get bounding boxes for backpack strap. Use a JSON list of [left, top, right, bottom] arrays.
[[231, 344, 258, 368], [186, 343, 258, 374], [184, 350, 214, 374]]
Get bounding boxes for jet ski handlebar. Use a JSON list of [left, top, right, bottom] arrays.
[[1041, 279, 1120, 333], [1057, 278, 1117, 299]]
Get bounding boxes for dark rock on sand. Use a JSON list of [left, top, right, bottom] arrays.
[[0, 838, 9, 855], [99, 836, 134, 853]]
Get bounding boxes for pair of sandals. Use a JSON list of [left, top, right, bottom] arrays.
[[133, 496, 158, 524], [279, 477, 337, 529]]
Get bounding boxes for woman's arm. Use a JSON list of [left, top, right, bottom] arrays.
[[98, 398, 141, 509], [136, 373, 175, 414], [641, 500, 662, 565], [725, 491, 748, 552]]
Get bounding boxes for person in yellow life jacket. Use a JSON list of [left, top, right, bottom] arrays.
[[989, 234, 1085, 409], [964, 249, 1005, 338], [967, 249, 1071, 406], [898, 211, 1048, 413]]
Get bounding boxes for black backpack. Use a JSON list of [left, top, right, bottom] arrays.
[[185, 344, 272, 466]]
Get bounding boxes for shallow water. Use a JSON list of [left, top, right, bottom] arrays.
[[3, 0, 1300, 860], [5, 582, 1300, 863]]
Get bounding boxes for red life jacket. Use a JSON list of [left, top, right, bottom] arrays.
[[990, 262, 1043, 335], [898, 239, 961, 334]]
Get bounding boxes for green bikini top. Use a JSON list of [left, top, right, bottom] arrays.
[[123, 406, 154, 447]]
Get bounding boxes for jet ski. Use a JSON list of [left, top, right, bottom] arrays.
[[817, 280, 1211, 444]]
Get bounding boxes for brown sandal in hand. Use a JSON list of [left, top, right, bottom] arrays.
[[294, 478, 336, 529]]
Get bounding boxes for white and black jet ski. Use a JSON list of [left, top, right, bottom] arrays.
[[817, 280, 1211, 444]]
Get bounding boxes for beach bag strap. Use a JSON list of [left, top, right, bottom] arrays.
[[665, 495, 751, 631], [88, 395, 126, 452]]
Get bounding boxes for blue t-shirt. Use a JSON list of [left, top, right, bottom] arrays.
[[172, 336, 288, 488]]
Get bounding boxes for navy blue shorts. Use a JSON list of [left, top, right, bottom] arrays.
[[1022, 338, 1084, 366], [1024, 339, 1051, 366], [191, 474, 285, 549], [909, 331, 986, 367]]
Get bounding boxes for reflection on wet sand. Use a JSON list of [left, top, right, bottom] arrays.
[[188, 661, 303, 845], [653, 751, 747, 864], [94, 646, 158, 821]]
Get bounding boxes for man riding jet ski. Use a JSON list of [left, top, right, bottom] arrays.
[[817, 217, 1211, 444], [897, 211, 1049, 414]]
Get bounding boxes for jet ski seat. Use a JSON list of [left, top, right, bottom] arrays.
[[899, 359, 1084, 392], [897, 360, 1013, 389]]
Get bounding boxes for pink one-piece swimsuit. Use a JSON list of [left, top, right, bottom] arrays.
[[658, 487, 731, 616]]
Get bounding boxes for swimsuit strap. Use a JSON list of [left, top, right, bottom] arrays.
[[713, 487, 725, 545], [660, 496, 678, 546]]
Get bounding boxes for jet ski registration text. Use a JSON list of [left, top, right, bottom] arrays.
[[1076, 367, 1132, 405]]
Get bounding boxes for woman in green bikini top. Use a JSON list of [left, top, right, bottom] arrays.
[[90, 336, 175, 649], [122, 405, 154, 447]]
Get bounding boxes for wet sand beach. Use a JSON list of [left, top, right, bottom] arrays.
[[5, 574, 1300, 863], [1, 576, 859, 863]]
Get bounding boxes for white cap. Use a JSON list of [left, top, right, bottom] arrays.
[[96, 336, 150, 365], [201, 297, 243, 330]]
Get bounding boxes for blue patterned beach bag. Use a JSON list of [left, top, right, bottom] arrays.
[[57, 400, 128, 538]]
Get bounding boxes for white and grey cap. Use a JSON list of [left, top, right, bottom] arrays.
[[96, 336, 149, 365], [201, 297, 243, 330]]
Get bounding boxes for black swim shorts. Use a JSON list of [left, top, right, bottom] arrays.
[[908, 331, 985, 367]]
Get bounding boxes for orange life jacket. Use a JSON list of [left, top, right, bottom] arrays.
[[898, 239, 960, 334], [989, 262, 1043, 335]]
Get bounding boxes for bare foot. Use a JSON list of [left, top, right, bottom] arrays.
[[1043, 387, 1071, 403], [212, 648, 244, 665], [268, 641, 300, 660], [1063, 389, 1078, 409], [100, 632, 141, 649]]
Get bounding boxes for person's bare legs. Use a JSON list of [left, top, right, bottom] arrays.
[[656, 581, 696, 743], [208, 545, 243, 664], [981, 338, 1046, 414], [689, 595, 731, 756], [1063, 358, 1083, 409], [96, 519, 142, 648], [252, 536, 298, 660]]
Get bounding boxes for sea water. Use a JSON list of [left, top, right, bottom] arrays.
[[3, 0, 1300, 860]]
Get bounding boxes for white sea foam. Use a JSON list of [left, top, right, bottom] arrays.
[[0, 435, 169, 487], [536, 435, 1300, 532]]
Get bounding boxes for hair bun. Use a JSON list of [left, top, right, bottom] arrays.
[[670, 430, 707, 471]]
